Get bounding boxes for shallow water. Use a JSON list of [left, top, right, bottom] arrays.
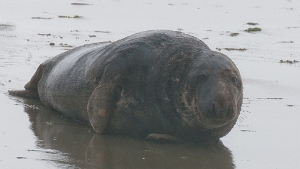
[[1, 0, 300, 168]]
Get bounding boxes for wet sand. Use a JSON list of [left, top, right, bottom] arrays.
[[1, 0, 299, 168]]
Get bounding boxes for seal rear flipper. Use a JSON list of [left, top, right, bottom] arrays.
[[24, 64, 45, 90], [8, 90, 40, 99], [8, 64, 45, 100]]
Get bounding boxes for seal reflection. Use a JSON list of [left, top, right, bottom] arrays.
[[22, 98, 235, 169]]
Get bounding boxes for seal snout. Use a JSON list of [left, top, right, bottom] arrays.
[[204, 90, 236, 123], [211, 101, 233, 120]]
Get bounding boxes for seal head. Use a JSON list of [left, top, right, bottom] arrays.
[[176, 50, 243, 141]]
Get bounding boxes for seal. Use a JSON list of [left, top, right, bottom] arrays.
[[9, 30, 243, 143]]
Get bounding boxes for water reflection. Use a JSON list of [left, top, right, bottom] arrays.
[[22, 98, 235, 169]]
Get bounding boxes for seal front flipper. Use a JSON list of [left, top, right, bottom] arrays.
[[87, 65, 122, 133], [8, 64, 45, 99]]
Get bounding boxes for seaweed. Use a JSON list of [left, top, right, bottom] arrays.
[[32, 17, 53, 20], [58, 15, 83, 19], [245, 27, 261, 32], [95, 30, 110, 33], [230, 33, 239, 37], [224, 48, 247, 51], [279, 60, 299, 64], [71, 3, 91, 5], [246, 22, 259, 25], [0, 24, 15, 31]]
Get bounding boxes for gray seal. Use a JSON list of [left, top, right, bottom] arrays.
[[9, 30, 243, 143]]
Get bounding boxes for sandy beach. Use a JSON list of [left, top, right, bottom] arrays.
[[1, 0, 299, 168]]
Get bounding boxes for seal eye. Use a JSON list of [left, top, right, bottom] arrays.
[[198, 74, 208, 82], [231, 77, 238, 85]]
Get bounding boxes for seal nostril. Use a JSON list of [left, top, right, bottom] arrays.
[[210, 101, 230, 119], [226, 105, 235, 119], [211, 101, 220, 118], [208, 102, 217, 118], [227, 110, 232, 119], [212, 102, 216, 115]]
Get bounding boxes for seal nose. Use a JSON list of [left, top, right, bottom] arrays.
[[212, 101, 231, 119]]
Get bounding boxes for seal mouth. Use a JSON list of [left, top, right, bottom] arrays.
[[179, 92, 237, 130], [183, 108, 233, 130], [199, 118, 231, 129], [182, 104, 236, 130], [183, 114, 229, 130], [205, 107, 237, 129]]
